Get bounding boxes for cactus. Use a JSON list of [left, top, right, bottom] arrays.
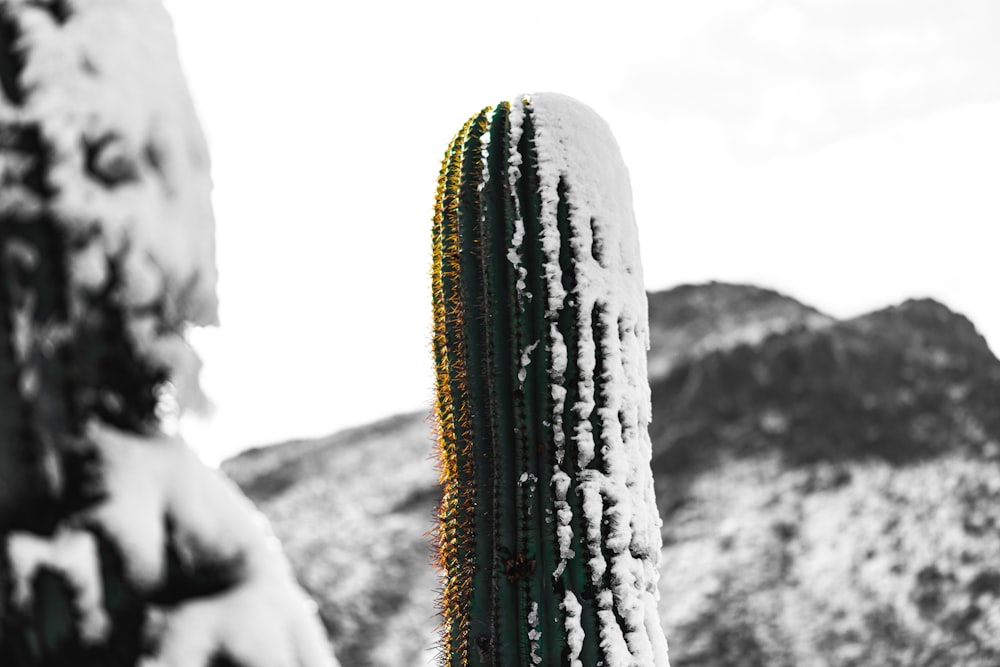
[[0, 2, 336, 666], [432, 93, 669, 667]]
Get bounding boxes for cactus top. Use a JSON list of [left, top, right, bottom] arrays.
[[511, 93, 645, 328], [513, 91, 653, 438]]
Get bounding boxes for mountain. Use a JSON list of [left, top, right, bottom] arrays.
[[646, 281, 833, 381], [222, 283, 1000, 667], [648, 295, 1000, 667]]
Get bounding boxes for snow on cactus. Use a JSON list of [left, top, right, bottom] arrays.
[[0, 1, 338, 665], [432, 93, 669, 667], [0, 0, 216, 530]]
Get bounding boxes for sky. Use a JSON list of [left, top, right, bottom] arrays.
[[160, 0, 1000, 463]]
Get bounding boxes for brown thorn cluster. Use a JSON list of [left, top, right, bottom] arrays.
[[432, 112, 482, 666]]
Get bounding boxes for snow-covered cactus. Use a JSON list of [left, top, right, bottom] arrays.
[[431, 94, 669, 667], [0, 1, 337, 665], [0, 0, 217, 534]]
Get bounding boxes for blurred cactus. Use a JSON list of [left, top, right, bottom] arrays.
[[432, 94, 669, 666], [0, 1, 336, 665]]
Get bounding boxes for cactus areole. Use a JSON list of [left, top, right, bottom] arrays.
[[431, 94, 669, 667]]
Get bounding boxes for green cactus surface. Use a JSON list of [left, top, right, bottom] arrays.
[[432, 94, 669, 667]]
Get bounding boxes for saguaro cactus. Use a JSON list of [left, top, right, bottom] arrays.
[[432, 93, 669, 667], [0, 1, 336, 665]]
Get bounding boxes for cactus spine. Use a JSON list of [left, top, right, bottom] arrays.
[[433, 94, 669, 667]]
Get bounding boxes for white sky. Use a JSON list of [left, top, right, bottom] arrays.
[[161, 0, 1000, 463]]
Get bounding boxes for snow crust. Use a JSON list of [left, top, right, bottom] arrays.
[[7, 529, 109, 643], [527, 601, 541, 665], [2, 0, 218, 409], [5, 425, 339, 666], [91, 425, 340, 667], [551, 469, 574, 578], [561, 591, 585, 667], [509, 93, 669, 666]]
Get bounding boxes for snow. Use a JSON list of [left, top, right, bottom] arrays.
[[518, 339, 540, 387], [89, 424, 339, 667], [596, 590, 631, 667], [644, 592, 671, 667], [561, 591, 585, 667], [527, 601, 542, 665], [142, 569, 337, 667], [550, 322, 569, 460], [4, 424, 338, 666], [509, 93, 669, 666], [3, 426, 339, 666], [579, 475, 607, 584], [506, 106, 529, 297], [7, 529, 110, 643], [4, 0, 218, 410], [551, 469, 575, 578]]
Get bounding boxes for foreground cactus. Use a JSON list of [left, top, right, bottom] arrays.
[[0, 1, 336, 665], [432, 94, 669, 666]]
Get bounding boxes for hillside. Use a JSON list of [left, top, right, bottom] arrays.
[[224, 413, 437, 667], [223, 282, 1000, 667], [646, 281, 833, 381]]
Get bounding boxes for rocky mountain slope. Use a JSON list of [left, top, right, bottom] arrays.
[[223, 282, 1000, 667], [646, 282, 833, 381]]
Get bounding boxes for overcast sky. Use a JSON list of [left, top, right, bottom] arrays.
[[161, 0, 1000, 463]]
